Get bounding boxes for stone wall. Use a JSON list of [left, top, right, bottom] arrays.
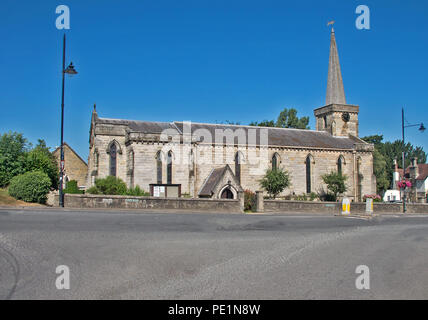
[[58, 194, 242, 213], [264, 200, 428, 215]]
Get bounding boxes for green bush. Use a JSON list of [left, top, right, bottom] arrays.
[[63, 180, 84, 194], [321, 171, 348, 202], [259, 168, 291, 199], [25, 140, 59, 189], [87, 177, 149, 196], [8, 171, 51, 203], [92, 176, 127, 195], [124, 185, 149, 196], [86, 186, 100, 195], [244, 189, 256, 212]]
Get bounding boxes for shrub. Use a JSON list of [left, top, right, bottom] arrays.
[[321, 171, 348, 202], [93, 176, 127, 195], [87, 177, 150, 196], [63, 180, 84, 194], [25, 140, 59, 189], [244, 189, 256, 212], [8, 171, 51, 203], [125, 185, 150, 196], [86, 186, 100, 195], [259, 168, 291, 199]]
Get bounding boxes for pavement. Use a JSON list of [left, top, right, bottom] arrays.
[[0, 207, 428, 300]]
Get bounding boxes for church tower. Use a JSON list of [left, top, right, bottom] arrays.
[[314, 27, 359, 137]]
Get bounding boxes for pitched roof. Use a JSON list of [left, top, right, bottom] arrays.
[[97, 116, 366, 150], [198, 167, 229, 197], [52, 142, 87, 165], [397, 164, 428, 181], [198, 165, 242, 197]]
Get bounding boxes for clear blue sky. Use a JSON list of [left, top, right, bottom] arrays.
[[1, 0, 427, 161]]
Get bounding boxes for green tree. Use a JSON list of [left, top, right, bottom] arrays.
[[250, 108, 309, 129], [0, 132, 29, 187], [362, 135, 427, 194], [322, 171, 348, 201], [372, 149, 390, 193], [276, 108, 310, 129], [249, 120, 275, 127], [259, 168, 291, 199], [26, 139, 59, 189]]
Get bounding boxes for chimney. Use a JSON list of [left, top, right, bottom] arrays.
[[393, 158, 400, 190], [409, 157, 419, 180]]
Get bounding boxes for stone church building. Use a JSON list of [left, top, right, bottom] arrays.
[[86, 28, 376, 201]]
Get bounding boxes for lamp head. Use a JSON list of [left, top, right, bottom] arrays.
[[419, 123, 426, 133], [64, 62, 78, 75]]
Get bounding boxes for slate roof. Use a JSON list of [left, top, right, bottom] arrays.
[[97, 117, 367, 150], [198, 167, 228, 197], [97, 117, 176, 133], [198, 165, 242, 197]]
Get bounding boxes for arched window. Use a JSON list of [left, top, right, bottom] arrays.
[[156, 151, 162, 184], [306, 155, 313, 194], [272, 153, 280, 171], [323, 116, 327, 129], [235, 152, 241, 183], [167, 151, 173, 184], [357, 157, 363, 201], [189, 150, 195, 177], [128, 150, 135, 188], [338, 155, 345, 175], [109, 143, 117, 176]]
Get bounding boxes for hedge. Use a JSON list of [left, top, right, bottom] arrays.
[[8, 171, 51, 204]]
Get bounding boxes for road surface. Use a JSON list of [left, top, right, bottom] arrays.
[[0, 208, 427, 299]]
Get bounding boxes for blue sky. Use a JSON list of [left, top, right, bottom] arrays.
[[1, 0, 427, 161]]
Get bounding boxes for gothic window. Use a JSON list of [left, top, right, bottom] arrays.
[[156, 151, 162, 184], [306, 155, 313, 194], [167, 151, 173, 184], [235, 152, 241, 183], [272, 153, 280, 171], [189, 150, 195, 177], [129, 150, 135, 187], [109, 143, 117, 177], [338, 155, 345, 175], [357, 157, 363, 201], [323, 116, 327, 129]]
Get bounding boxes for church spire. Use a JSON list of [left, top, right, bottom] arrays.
[[326, 27, 346, 105]]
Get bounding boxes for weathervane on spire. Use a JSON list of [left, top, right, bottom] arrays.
[[327, 20, 335, 27]]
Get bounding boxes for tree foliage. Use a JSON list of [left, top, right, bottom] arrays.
[[26, 139, 59, 189], [0, 132, 29, 187], [259, 168, 291, 199], [362, 134, 427, 194], [250, 108, 310, 129], [322, 171, 348, 201], [87, 176, 149, 196], [8, 171, 51, 204]]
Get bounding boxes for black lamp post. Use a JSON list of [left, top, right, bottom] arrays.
[[401, 108, 425, 213], [59, 34, 78, 208]]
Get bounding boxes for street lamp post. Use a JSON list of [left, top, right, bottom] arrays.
[[401, 108, 425, 213], [59, 34, 78, 208]]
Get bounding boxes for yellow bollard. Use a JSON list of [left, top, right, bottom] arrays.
[[342, 197, 351, 215]]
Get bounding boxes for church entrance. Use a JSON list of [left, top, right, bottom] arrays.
[[221, 188, 234, 199]]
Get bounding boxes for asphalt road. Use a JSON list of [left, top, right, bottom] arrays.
[[0, 208, 428, 300]]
